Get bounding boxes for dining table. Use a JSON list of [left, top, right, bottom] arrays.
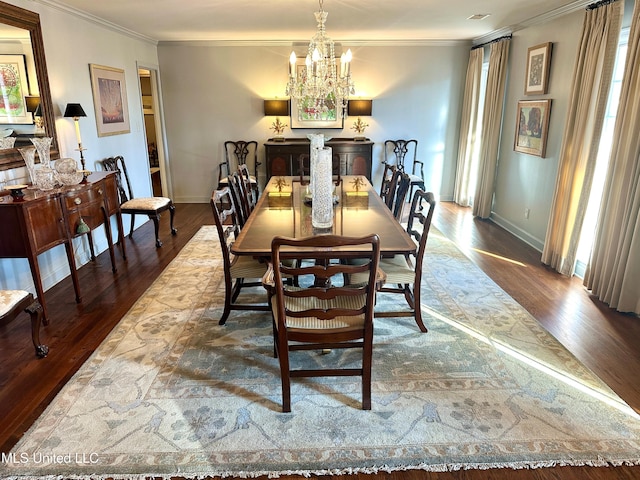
[[230, 175, 416, 259]]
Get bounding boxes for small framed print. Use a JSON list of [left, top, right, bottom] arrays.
[[89, 64, 130, 137], [514, 99, 552, 157], [525, 42, 552, 95], [0, 55, 32, 124], [290, 62, 343, 129]]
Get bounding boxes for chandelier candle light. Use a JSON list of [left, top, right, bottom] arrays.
[[286, 0, 355, 120]]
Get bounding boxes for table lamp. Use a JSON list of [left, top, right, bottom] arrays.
[[64, 103, 88, 170], [264, 99, 289, 141], [347, 99, 373, 141]]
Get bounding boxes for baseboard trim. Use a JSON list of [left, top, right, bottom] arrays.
[[490, 212, 545, 253]]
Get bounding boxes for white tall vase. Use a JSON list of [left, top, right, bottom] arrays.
[[307, 133, 326, 198], [312, 147, 334, 229]]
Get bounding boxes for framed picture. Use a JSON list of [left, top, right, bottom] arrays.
[[525, 42, 552, 95], [290, 63, 343, 129], [0, 55, 33, 124], [514, 99, 552, 157], [89, 64, 130, 137]]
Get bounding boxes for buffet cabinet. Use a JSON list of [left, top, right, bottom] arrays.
[[264, 138, 374, 182], [0, 171, 124, 322]]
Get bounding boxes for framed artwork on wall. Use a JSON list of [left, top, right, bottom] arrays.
[[514, 99, 552, 157], [525, 42, 552, 95], [290, 62, 343, 129], [89, 64, 130, 137], [0, 54, 33, 124]]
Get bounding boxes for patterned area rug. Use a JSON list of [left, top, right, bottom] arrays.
[[3, 226, 640, 479]]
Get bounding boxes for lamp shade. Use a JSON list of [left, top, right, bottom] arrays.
[[264, 99, 289, 116], [64, 103, 87, 118], [347, 99, 372, 117], [25, 96, 41, 113]]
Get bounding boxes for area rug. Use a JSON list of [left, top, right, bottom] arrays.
[[2, 226, 640, 479]]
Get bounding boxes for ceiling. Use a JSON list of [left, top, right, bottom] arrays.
[[40, 0, 591, 44]]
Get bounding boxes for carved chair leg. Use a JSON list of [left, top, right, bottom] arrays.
[[128, 214, 136, 239], [149, 214, 162, 247], [169, 204, 177, 235], [26, 300, 48, 358]]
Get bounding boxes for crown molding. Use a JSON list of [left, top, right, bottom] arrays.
[[34, 0, 158, 45], [472, 0, 591, 46], [157, 38, 471, 48]]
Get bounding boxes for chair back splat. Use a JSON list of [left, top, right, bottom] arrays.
[[210, 187, 269, 325], [384, 139, 426, 198], [218, 140, 260, 196], [101, 155, 177, 248], [265, 233, 380, 412]]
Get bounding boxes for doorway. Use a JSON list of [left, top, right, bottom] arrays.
[[138, 67, 167, 197]]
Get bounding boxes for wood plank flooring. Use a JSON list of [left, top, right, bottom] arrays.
[[1, 201, 638, 479]]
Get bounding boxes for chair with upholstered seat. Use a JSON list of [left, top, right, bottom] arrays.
[[380, 167, 410, 221], [264, 233, 380, 412], [384, 139, 425, 198], [102, 155, 176, 248], [376, 190, 436, 332], [218, 141, 260, 198], [0, 290, 47, 357], [227, 171, 251, 229], [211, 187, 270, 325]]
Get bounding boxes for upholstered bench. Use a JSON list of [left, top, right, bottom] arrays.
[[0, 290, 48, 358]]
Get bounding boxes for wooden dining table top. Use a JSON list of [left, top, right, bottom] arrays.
[[230, 175, 416, 257]]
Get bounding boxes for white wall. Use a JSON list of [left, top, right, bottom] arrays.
[[0, 0, 159, 293], [492, 10, 584, 250], [157, 43, 469, 203]]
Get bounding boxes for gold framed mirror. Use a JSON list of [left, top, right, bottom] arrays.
[[0, 0, 59, 171]]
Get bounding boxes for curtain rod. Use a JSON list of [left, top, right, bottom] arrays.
[[471, 34, 512, 50], [587, 0, 620, 10]]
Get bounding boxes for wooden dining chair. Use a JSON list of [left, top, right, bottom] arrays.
[[264, 233, 381, 412], [381, 167, 410, 220], [228, 171, 251, 229], [238, 164, 258, 211], [210, 187, 270, 325], [218, 140, 259, 198], [384, 139, 425, 198], [0, 290, 47, 357], [101, 155, 177, 248], [376, 190, 436, 332]]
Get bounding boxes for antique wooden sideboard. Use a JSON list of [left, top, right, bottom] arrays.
[[264, 138, 374, 182], [0, 171, 125, 322]]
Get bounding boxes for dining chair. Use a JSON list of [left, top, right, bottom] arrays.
[[227, 171, 251, 229], [384, 139, 425, 198], [238, 164, 258, 211], [210, 187, 270, 325], [376, 190, 436, 332], [0, 290, 47, 358], [218, 140, 259, 197], [101, 155, 177, 248], [381, 167, 410, 221], [264, 233, 381, 412]]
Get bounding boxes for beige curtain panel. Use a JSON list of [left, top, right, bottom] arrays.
[[585, 0, 640, 315], [473, 38, 510, 219], [541, 0, 622, 276], [454, 47, 484, 207]]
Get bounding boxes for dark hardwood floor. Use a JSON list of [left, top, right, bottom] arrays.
[[1, 201, 638, 479]]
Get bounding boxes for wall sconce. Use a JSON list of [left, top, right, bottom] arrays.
[[264, 99, 289, 141], [347, 99, 373, 141], [63, 103, 87, 171]]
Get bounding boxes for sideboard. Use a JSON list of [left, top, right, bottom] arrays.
[[264, 138, 374, 182], [0, 171, 124, 323]]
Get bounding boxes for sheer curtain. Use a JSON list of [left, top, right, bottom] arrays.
[[453, 47, 484, 206], [585, 0, 640, 315], [473, 38, 510, 219], [541, 0, 622, 276]]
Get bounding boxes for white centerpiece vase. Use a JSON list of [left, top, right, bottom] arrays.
[[312, 147, 334, 229]]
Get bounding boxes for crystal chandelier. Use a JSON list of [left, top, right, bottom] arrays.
[[286, 0, 355, 120]]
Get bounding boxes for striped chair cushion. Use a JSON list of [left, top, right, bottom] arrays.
[[379, 255, 416, 284], [272, 291, 367, 332], [230, 255, 268, 279]]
